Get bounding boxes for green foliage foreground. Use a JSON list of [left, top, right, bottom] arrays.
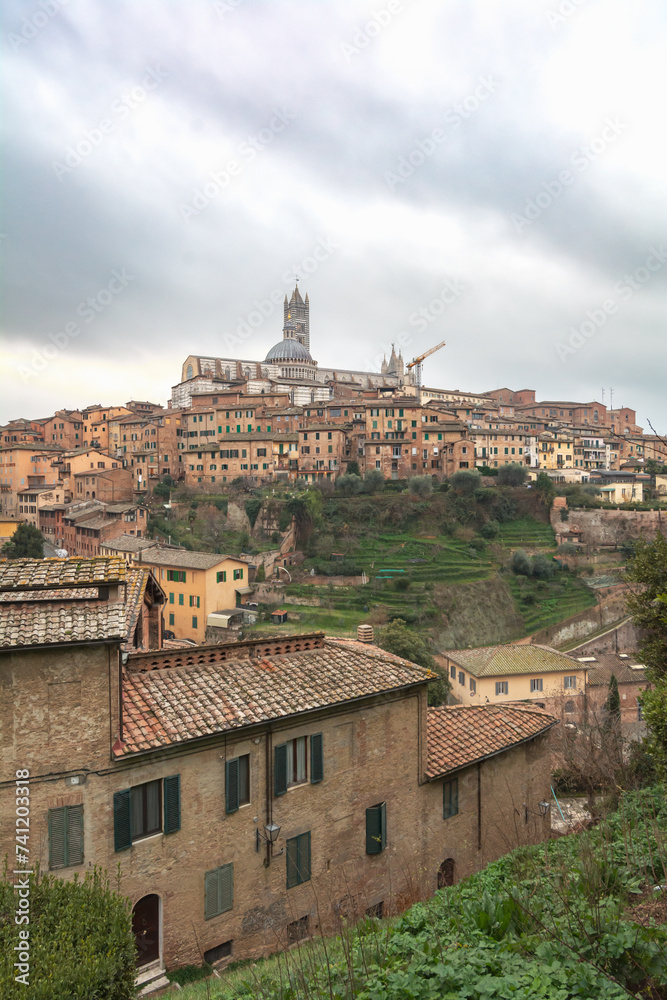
[[217, 789, 667, 1000], [0, 867, 136, 1000]]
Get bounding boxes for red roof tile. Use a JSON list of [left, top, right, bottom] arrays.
[[426, 704, 558, 778], [119, 637, 433, 756]]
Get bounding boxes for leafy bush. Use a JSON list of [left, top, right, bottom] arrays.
[[313, 561, 360, 576], [408, 475, 433, 496], [448, 470, 481, 494], [497, 463, 528, 486], [480, 519, 499, 539], [0, 868, 136, 1000], [363, 469, 385, 493], [511, 548, 532, 575], [244, 498, 263, 528], [167, 963, 212, 985], [335, 473, 363, 496], [393, 576, 412, 592], [531, 553, 555, 578]]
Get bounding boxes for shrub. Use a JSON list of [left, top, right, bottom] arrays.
[[244, 498, 263, 529], [531, 553, 555, 578], [511, 548, 532, 576], [0, 868, 136, 1000], [336, 473, 363, 496], [394, 576, 412, 592], [167, 963, 212, 985], [255, 564, 266, 582], [448, 470, 481, 494], [496, 463, 528, 486], [408, 475, 433, 496], [363, 469, 385, 493], [480, 519, 499, 539]]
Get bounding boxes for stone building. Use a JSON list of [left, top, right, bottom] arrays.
[[0, 560, 557, 991]]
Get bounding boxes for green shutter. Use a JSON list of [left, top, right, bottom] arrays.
[[274, 743, 288, 797], [286, 837, 298, 889], [310, 733, 323, 784], [366, 803, 386, 855], [219, 862, 234, 913], [67, 805, 84, 866], [286, 832, 310, 888], [49, 808, 66, 869], [163, 775, 181, 834], [225, 758, 239, 814], [299, 831, 311, 883], [205, 869, 219, 919], [113, 789, 132, 852], [205, 864, 233, 919]]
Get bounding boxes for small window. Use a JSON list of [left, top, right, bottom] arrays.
[[287, 914, 310, 943], [564, 700, 575, 714], [179, 594, 184, 606], [286, 832, 311, 888], [217, 571, 227, 583], [233, 568, 243, 580], [564, 675, 577, 689], [443, 779, 458, 819], [365, 802, 387, 854], [169, 613, 174, 626], [469, 677, 476, 694], [204, 940, 232, 965], [49, 805, 83, 869], [450, 664, 456, 680], [458, 671, 465, 687], [530, 678, 543, 693], [365, 901, 384, 919], [225, 754, 250, 813], [495, 681, 508, 695], [192, 616, 198, 629], [113, 775, 180, 851], [205, 863, 234, 919]]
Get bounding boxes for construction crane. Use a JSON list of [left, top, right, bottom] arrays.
[[406, 340, 446, 388]]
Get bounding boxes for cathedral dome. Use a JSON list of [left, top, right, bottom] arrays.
[[265, 339, 313, 363]]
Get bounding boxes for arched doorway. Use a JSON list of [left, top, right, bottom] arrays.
[[132, 894, 160, 967], [437, 858, 455, 889]]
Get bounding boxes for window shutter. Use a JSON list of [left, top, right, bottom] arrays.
[[49, 808, 66, 869], [379, 801, 387, 850], [225, 758, 239, 814], [452, 779, 458, 816], [299, 832, 311, 883], [274, 743, 288, 797], [310, 733, 324, 784], [286, 837, 298, 888], [163, 775, 181, 834], [67, 805, 84, 866], [366, 805, 383, 855], [113, 789, 132, 852], [205, 869, 220, 919], [219, 863, 234, 913]]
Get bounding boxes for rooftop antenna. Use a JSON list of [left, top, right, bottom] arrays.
[[609, 387, 614, 410], [601, 387, 605, 404]]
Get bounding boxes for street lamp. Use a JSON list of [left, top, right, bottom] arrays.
[[256, 821, 283, 866]]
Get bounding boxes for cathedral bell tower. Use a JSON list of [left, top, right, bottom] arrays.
[[283, 282, 309, 352]]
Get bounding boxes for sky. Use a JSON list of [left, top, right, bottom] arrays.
[[1, 0, 666, 430]]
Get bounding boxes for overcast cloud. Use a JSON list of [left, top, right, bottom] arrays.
[[1, 0, 665, 429]]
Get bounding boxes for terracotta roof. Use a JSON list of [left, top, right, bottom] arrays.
[[426, 704, 558, 778], [0, 604, 126, 648], [119, 636, 433, 756], [139, 550, 247, 570], [0, 587, 98, 603], [101, 535, 158, 553], [584, 654, 647, 685], [443, 644, 579, 678], [0, 557, 127, 591]]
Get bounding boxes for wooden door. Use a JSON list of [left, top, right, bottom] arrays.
[[132, 894, 160, 967]]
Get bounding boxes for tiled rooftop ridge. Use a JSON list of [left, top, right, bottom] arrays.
[[127, 632, 327, 672], [0, 556, 127, 591]]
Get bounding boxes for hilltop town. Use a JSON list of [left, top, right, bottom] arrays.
[[1, 286, 665, 995]]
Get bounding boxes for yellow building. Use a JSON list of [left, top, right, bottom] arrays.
[[537, 430, 575, 470], [137, 549, 249, 643], [0, 518, 22, 543], [442, 644, 587, 715]]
